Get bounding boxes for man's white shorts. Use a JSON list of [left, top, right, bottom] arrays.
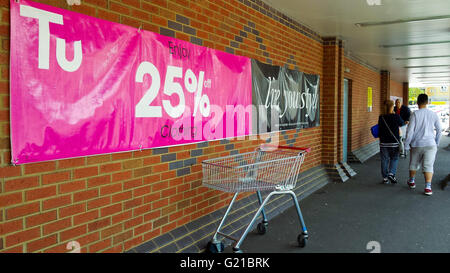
[[409, 146, 438, 173]]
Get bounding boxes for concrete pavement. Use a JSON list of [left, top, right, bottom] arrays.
[[227, 134, 450, 253]]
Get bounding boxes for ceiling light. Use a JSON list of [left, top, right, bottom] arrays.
[[381, 41, 450, 48], [405, 65, 450, 69], [412, 71, 450, 74], [416, 76, 450, 79], [419, 81, 450, 83], [396, 55, 450, 60], [356, 15, 450, 27], [366, 0, 382, 6]]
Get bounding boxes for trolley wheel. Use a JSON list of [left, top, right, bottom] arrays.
[[257, 222, 267, 235], [297, 234, 308, 248], [233, 247, 243, 253], [206, 241, 224, 253]]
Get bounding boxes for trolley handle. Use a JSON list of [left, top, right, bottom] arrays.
[[261, 144, 311, 153]]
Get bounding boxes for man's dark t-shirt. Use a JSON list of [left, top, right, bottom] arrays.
[[394, 105, 411, 122]]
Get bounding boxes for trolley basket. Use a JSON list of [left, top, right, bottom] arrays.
[[202, 144, 310, 253]]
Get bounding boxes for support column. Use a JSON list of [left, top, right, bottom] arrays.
[[322, 37, 355, 182], [322, 37, 342, 166], [402, 82, 409, 106], [380, 70, 390, 110]]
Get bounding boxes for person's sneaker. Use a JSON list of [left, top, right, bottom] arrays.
[[383, 178, 390, 184], [407, 180, 416, 189], [424, 188, 433, 196], [388, 174, 398, 184]]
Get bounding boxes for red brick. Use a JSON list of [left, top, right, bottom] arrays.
[[124, 198, 143, 210], [73, 210, 99, 225], [73, 189, 99, 202], [0, 219, 23, 236], [71, 4, 96, 17], [43, 218, 72, 235], [97, 9, 120, 23], [162, 222, 177, 234], [124, 236, 143, 251], [161, 170, 176, 180], [24, 161, 56, 175], [100, 163, 122, 174], [102, 244, 123, 253], [112, 170, 132, 182], [0, 166, 21, 178], [42, 171, 71, 184], [5, 227, 40, 248], [60, 225, 87, 242], [161, 187, 176, 198], [57, 158, 85, 169], [43, 243, 69, 253], [27, 235, 57, 253], [100, 224, 122, 238], [26, 186, 57, 201], [143, 174, 161, 184], [152, 163, 168, 173], [87, 175, 111, 188], [87, 196, 111, 210], [86, 154, 111, 165], [111, 152, 132, 161], [73, 166, 98, 179], [111, 191, 132, 203], [4, 176, 39, 192], [122, 159, 142, 169], [110, 2, 131, 15], [83, 0, 108, 8], [43, 195, 72, 210], [133, 185, 151, 197], [143, 155, 161, 166], [59, 203, 85, 218], [133, 204, 152, 217], [152, 198, 168, 210], [0, 192, 22, 207], [121, 16, 141, 28], [143, 229, 160, 242], [89, 238, 111, 253], [123, 178, 142, 190], [143, 192, 160, 203], [101, 204, 122, 217], [88, 218, 111, 232], [152, 181, 168, 191], [144, 210, 161, 222], [26, 211, 57, 228], [59, 180, 86, 194], [6, 202, 40, 220], [112, 210, 133, 224], [100, 183, 122, 196], [141, 2, 159, 14], [1, 245, 23, 253], [134, 223, 152, 236], [113, 230, 133, 244]]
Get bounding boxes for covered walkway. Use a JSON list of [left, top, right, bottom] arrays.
[[231, 135, 450, 253]]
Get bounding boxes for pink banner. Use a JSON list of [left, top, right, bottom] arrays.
[[10, 0, 252, 164]]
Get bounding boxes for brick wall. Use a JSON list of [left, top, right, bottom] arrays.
[[322, 38, 340, 165], [0, 0, 325, 252], [390, 80, 403, 100], [344, 57, 381, 152]]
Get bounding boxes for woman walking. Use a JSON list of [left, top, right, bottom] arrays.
[[378, 100, 405, 184]]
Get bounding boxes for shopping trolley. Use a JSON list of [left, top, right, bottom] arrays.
[[202, 144, 310, 253]]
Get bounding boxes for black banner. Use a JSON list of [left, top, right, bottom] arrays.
[[251, 59, 320, 134]]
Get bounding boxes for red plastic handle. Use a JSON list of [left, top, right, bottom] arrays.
[[261, 144, 311, 153]]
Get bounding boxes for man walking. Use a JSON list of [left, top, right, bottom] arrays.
[[404, 94, 442, 196], [394, 99, 411, 125]]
